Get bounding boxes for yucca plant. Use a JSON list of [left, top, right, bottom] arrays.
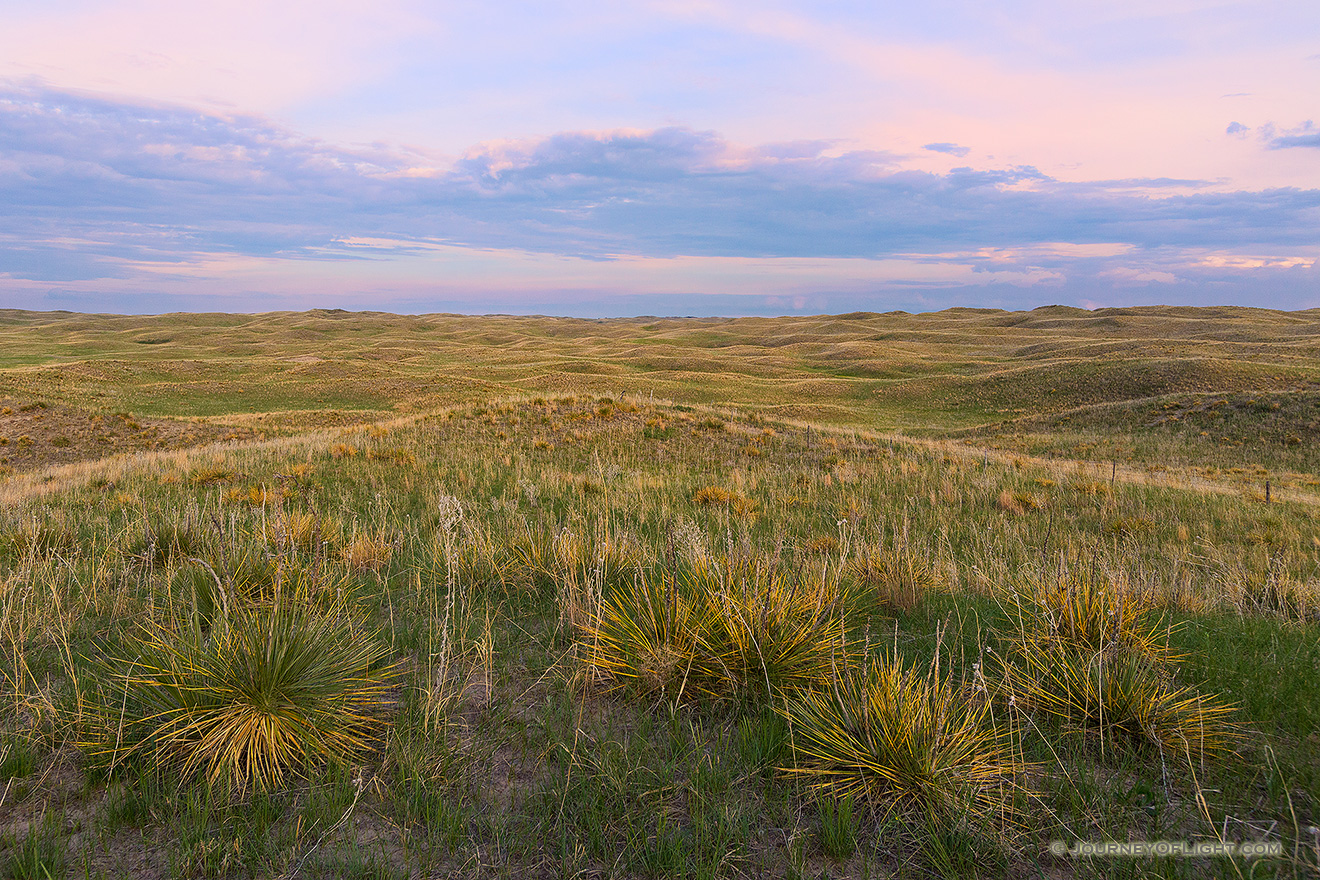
[[1000, 571, 1182, 665], [780, 654, 1024, 827], [580, 573, 705, 698], [697, 561, 858, 699], [581, 559, 859, 701], [93, 600, 397, 792], [1000, 646, 1238, 759], [995, 570, 1235, 759]]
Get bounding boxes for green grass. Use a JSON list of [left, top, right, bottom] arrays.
[[2, 306, 1317, 446], [0, 308, 1317, 877], [965, 389, 1320, 481]]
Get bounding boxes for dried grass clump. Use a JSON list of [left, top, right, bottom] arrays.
[[995, 489, 1045, 515], [189, 466, 236, 486], [693, 485, 734, 506], [995, 490, 1024, 515], [341, 533, 394, 571], [366, 446, 417, 466], [780, 654, 1024, 826], [802, 535, 840, 557], [268, 510, 322, 553], [1108, 516, 1155, 538], [1233, 573, 1320, 622], [225, 484, 273, 506]]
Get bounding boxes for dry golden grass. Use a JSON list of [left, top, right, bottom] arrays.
[[340, 532, 394, 571]]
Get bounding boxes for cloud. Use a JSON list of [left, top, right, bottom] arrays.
[[1265, 121, 1320, 149], [923, 142, 970, 157], [2, 84, 1319, 314], [1098, 266, 1179, 285], [1225, 121, 1249, 136]]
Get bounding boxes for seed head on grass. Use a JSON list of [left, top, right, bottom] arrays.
[[94, 600, 397, 792], [780, 653, 1025, 827]]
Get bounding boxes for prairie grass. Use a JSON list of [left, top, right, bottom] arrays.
[[1, 813, 66, 880], [847, 545, 943, 614], [0, 384, 1315, 877]]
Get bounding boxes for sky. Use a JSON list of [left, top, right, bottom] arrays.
[[1, 0, 1318, 316]]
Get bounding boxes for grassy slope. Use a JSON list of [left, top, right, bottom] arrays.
[[0, 394, 1317, 879], [1, 307, 1318, 878], [1, 305, 1316, 443]]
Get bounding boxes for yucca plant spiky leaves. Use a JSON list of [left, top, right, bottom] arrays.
[[780, 654, 1025, 826], [1002, 572, 1183, 666], [1001, 646, 1238, 759], [581, 573, 706, 698], [581, 560, 860, 701], [95, 601, 397, 792], [696, 561, 858, 699]]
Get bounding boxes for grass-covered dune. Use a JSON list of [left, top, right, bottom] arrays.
[[0, 385, 1317, 878], [2, 306, 1317, 467]]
